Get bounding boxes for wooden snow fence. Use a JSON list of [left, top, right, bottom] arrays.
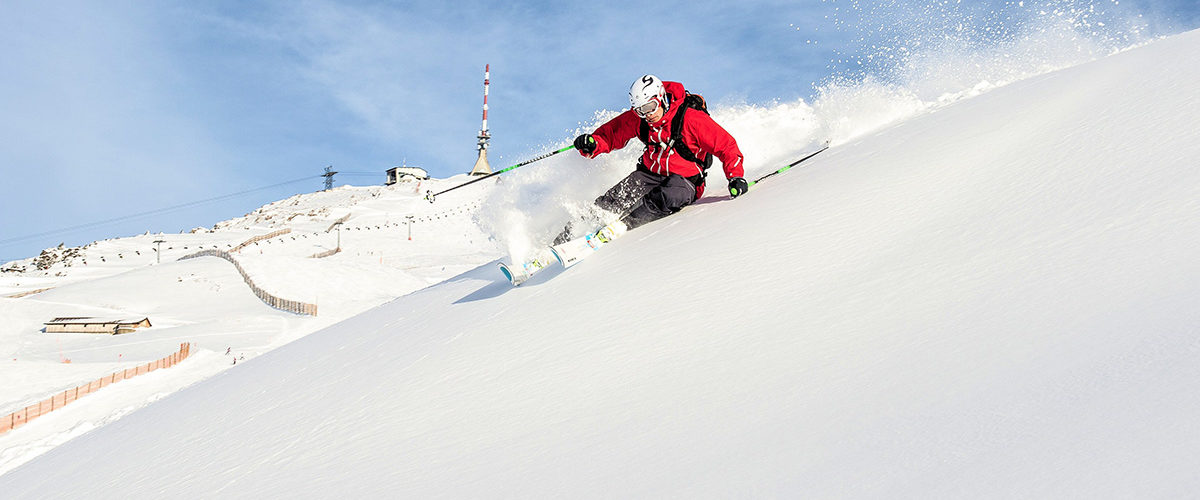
[[0, 343, 193, 435], [326, 213, 352, 232], [230, 228, 292, 253], [5, 287, 53, 299], [308, 247, 340, 259], [179, 249, 318, 316]]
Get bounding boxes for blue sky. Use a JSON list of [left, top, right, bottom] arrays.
[[2, 0, 1197, 262]]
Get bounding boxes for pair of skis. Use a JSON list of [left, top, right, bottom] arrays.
[[498, 221, 627, 286], [496, 141, 831, 286]]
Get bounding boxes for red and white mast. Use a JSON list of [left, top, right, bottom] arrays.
[[469, 64, 493, 176]]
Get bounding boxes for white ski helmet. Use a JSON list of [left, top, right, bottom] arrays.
[[629, 74, 667, 115]]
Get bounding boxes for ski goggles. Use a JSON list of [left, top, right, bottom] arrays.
[[633, 97, 660, 118]]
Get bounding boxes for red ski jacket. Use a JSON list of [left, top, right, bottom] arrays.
[[585, 81, 745, 195]]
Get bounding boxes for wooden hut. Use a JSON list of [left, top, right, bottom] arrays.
[[44, 317, 152, 335]]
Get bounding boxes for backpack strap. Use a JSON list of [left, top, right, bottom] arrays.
[[636, 94, 714, 179], [666, 108, 712, 171]]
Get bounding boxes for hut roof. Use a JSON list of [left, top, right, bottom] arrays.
[[45, 317, 150, 326]]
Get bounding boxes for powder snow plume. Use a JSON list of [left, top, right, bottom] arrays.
[[477, 0, 1160, 257], [807, 0, 1158, 143]]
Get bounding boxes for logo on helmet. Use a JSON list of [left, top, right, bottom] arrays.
[[630, 75, 667, 114]]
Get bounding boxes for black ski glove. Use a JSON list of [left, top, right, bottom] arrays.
[[728, 177, 749, 198], [574, 134, 597, 156]]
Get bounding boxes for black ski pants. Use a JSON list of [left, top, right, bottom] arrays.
[[598, 167, 700, 228], [554, 166, 700, 244]]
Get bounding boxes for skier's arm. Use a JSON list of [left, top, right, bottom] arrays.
[[687, 112, 745, 180], [585, 111, 641, 158]]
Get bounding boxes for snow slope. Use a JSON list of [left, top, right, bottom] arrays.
[[3, 26, 1198, 498], [0, 176, 502, 471]]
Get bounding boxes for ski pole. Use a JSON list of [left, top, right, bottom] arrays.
[[749, 140, 831, 187], [425, 144, 576, 202]]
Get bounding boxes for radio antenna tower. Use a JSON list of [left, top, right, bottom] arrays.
[[469, 64, 493, 176]]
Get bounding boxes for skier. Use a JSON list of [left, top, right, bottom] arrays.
[[559, 74, 746, 244]]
